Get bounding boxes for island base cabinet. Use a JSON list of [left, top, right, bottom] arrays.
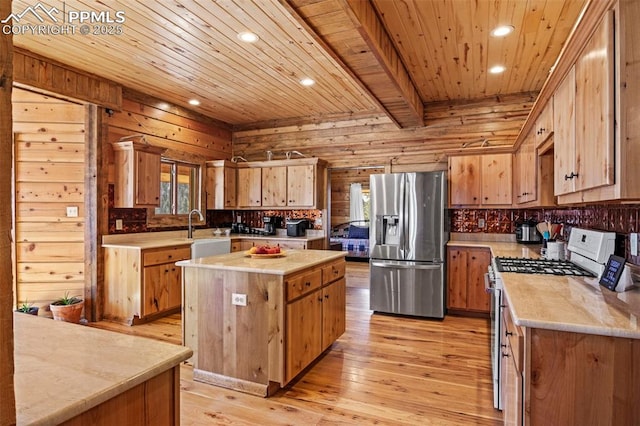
[[182, 253, 346, 397], [285, 289, 323, 382], [321, 277, 346, 352], [521, 328, 640, 425], [183, 269, 280, 395]]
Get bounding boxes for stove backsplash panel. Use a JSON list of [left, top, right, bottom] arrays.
[[450, 205, 640, 265]]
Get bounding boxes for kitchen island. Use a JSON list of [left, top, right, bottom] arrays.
[[15, 313, 192, 425], [177, 249, 347, 396], [449, 238, 640, 425]]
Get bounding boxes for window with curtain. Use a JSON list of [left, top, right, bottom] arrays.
[[349, 183, 365, 222]]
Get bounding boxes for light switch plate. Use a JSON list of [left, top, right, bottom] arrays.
[[232, 293, 247, 306], [631, 233, 638, 256], [115, 219, 123, 230], [478, 218, 485, 228], [66, 206, 78, 217]]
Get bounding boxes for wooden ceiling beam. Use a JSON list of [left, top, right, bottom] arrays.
[[342, 0, 424, 127], [286, 0, 424, 128]]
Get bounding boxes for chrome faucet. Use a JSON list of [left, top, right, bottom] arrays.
[[188, 209, 204, 239]]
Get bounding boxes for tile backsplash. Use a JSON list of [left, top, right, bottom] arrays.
[[107, 185, 323, 233], [450, 204, 640, 265]]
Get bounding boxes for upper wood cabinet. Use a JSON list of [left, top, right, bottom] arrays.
[[111, 141, 165, 208], [262, 166, 287, 207], [554, 10, 617, 202], [449, 154, 512, 207], [534, 102, 554, 147], [510, 2, 640, 205], [287, 164, 316, 207], [205, 160, 237, 209], [514, 130, 556, 207], [553, 66, 576, 197], [514, 134, 536, 204], [237, 167, 262, 208], [235, 158, 327, 210]]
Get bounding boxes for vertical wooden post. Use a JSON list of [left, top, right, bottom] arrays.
[[0, 1, 16, 424]]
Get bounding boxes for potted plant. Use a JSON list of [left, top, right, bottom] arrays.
[[16, 300, 39, 316], [50, 292, 84, 324]]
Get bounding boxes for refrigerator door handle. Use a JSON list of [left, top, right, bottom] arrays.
[[371, 262, 442, 270]]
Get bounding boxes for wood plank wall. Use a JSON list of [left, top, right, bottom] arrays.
[[13, 49, 122, 111], [0, 0, 16, 419], [330, 168, 384, 227], [105, 89, 232, 164], [233, 92, 535, 170], [13, 88, 86, 312]]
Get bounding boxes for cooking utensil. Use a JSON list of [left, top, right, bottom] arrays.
[[536, 222, 548, 235]]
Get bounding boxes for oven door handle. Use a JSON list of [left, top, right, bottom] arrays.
[[484, 272, 495, 293]]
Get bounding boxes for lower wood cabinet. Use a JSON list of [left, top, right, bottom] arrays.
[[285, 259, 346, 382], [501, 301, 640, 425], [104, 245, 190, 324], [447, 246, 491, 314]]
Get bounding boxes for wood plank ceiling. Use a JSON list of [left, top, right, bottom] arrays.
[[9, 0, 587, 129]]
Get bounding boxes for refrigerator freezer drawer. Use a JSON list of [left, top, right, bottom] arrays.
[[369, 261, 445, 318]]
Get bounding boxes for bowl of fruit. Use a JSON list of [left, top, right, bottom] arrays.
[[245, 245, 286, 258]]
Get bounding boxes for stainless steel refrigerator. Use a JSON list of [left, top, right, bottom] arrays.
[[369, 171, 448, 318]]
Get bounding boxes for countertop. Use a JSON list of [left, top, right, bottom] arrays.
[[102, 229, 325, 250], [15, 313, 192, 425], [447, 240, 640, 339], [177, 249, 346, 275]]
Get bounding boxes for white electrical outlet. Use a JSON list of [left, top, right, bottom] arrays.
[[478, 218, 485, 228], [115, 219, 123, 230], [232, 293, 247, 306], [631, 233, 638, 256], [66, 206, 78, 217]]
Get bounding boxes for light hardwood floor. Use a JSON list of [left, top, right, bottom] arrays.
[[92, 261, 502, 425]]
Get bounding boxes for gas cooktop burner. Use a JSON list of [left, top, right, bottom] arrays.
[[494, 257, 595, 276]]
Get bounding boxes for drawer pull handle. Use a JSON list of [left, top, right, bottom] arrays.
[[305, 281, 311, 286]]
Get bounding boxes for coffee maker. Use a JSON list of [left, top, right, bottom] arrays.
[[263, 215, 283, 235]]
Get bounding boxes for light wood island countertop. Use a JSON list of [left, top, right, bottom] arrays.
[[176, 249, 346, 275], [15, 313, 192, 425], [447, 240, 640, 339]]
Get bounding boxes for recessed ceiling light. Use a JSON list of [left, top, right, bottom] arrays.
[[188, 99, 200, 106], [300, 78, 315, 86], [489, 65, 506, 74], [491, 25, 514, 37], [237, 32, 259, 43]]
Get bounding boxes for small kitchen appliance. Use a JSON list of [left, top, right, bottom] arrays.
[[263, 215, 283, 235], [515, 219, 542, 244], [286, 219, 309, 237]]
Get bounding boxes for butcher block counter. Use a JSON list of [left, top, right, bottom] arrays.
[[449, 237, 640, 425], [177, 249, 347, 396], [15, 313, 192, 425]]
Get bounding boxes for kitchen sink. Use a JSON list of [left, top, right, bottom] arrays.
[[190, 238, 231, 259]]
